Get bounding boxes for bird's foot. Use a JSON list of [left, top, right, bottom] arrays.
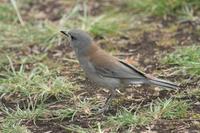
[[97, 104, 110, 114]]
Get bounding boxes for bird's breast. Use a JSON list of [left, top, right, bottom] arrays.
[[77, 56, 121, 89]]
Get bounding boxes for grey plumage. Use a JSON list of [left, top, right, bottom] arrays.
[[61, 29, 179, 112]]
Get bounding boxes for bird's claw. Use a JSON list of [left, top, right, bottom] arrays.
[[97, 105, 110, 114]]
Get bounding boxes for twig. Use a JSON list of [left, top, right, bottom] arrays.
[[114, 52, 135, 56], [10, 0, 25, 26], [63, 57, 79, 63]]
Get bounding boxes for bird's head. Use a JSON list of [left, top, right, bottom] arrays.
[[61, 29, 93, 55]]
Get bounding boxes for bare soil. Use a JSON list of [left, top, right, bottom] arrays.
[[1, 0, 200, 132]]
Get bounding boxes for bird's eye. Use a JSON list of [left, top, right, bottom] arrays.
[[71, 35, 77, 40]]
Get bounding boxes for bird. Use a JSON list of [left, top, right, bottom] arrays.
[[61, 29, 179, 112]]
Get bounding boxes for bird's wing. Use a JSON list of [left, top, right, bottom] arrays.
[[88, 47, 147, 79], [95, 60, 147, 79], [85, 45, 178, 89]]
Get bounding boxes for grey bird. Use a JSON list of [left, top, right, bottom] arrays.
[[61, 29, 179, 112]]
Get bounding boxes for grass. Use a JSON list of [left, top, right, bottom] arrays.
[[148, 99, 189, 119], [0, 3, 17, 22], [108, 109, 150, 128], [106, 98, 189, 132], [1, 98, 189, 132], [0, 2, 59, 52], [50, 107, 76, 120], [63, 124, 93, 133], [0, 104, 76, 133], [162, 46, 200, 76], [189, 88, 200, 98], [60, 1, 129, 37], [0, 22, 58, 49], [124, 0, 200, 17], [0, 63, 77, 101], [1, 105, 46, 133], [0, 0, 199, 132]]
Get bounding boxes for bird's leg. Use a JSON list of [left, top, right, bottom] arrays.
[[98, 89, 116, 113], [105, 89, 116, 106]]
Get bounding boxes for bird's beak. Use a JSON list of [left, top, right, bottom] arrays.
[[60, 31, 70, 38], [60, 30, 72, 44]]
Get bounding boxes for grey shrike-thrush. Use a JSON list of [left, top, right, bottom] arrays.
[[61, 29, 179, 112]]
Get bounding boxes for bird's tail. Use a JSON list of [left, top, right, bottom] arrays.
[[149, 78, 179, 89]]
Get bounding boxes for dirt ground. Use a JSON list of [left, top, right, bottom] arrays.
[[1, 0, 200, 133]]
